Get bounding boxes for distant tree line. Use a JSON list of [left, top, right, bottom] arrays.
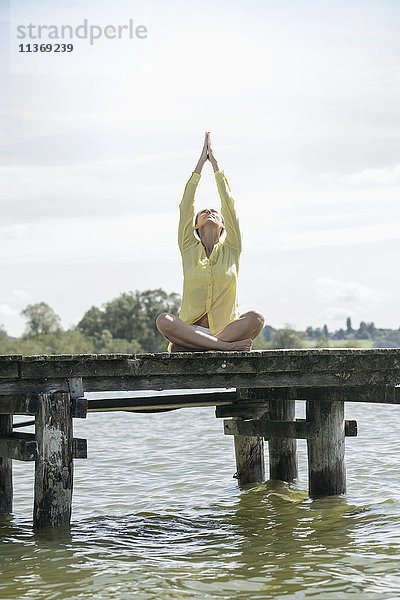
[[263, 316, 400, 349], [0, 291, 399, 355], [0, 289, 180, 355]]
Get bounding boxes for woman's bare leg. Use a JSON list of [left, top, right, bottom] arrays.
[[156, 313, 252, 352], [216, 310, 265, 342]]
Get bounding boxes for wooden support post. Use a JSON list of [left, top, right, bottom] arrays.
[[232, 389, 267, 486], [268, 398, 298, 482], [306, 399, 346, 497], [34, 391, 73, 528], [233, 423, 265, 486], [0, 415, 13, 514]]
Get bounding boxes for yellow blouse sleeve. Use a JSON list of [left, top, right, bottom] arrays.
[[178, 171, 201, 252], [214, 170, 242, 252]]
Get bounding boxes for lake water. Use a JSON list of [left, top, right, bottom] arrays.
[[1, 396, 400, 599]]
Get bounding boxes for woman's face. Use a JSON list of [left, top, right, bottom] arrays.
[[195, 208, 225, 235]]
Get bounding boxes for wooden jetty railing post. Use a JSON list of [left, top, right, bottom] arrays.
[[268, 396, 298, 482], [0, 414, 13, 514], [34, 391, 73, 528], [306, 398, 346, 497]]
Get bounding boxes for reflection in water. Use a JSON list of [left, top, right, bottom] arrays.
[[1, 485, 398, 600], [1, 404, 400, 599]]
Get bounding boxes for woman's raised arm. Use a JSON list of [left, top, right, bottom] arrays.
[[207, 136, 220, 173], [194, 131, 210, 174], [208, 135, 242, 252], [178, 132, 209, 252]]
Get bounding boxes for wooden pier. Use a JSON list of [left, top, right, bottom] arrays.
[[1, 348, 400, 528]]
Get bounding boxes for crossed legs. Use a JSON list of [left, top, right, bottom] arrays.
[[156, 311, 265, 352]]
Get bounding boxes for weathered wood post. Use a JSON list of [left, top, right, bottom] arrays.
[[306, 398, 346, 496], [0, 414, 13, 514], [34, 391, 73, 528], [230, 389, 267, 486], [233, 425, 265, 485], [268, 396, 298, 482]]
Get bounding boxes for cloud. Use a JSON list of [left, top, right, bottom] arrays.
[[0, 213, 178, 265], [318, 307, 355, 323], [0, 304, 19, 317], [0, 155, 184, 225], [322, 164, 400, 187], [314, 277, 390, 326], [315, 277, 384, 306], [12, 289, 32, 301]]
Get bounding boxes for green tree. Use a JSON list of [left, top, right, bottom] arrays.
[[262, 325, 276, 342], [77, 306, 105, 338], [306, 326, 315, 339], [271, 328, 306, 349], [78, 288, 181, 352], [355, 321, 370, 340], [315, 336, 330, 348], [21, 302, 62, 338], [314, 327, 323, 339], [346, 317, 353, 335]]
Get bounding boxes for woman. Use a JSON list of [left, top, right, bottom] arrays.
[[156, 132, 265, 352]]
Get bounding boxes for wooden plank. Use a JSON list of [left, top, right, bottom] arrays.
[[72, 438, 87, 459], [88, 391, 235, 412], [13, 419, 35, 428], [11, 432, 87, 459], [0, 415, 12, 513], [345, 420, 357, 437], [216, 402, 269, 419], [223, 417, 357, 439], [0, 356, 20, 379], [307, 399, 346, 497], [0, 437, 38, 461], [224, 419, 311, 439], [232, 385, 400, 404], [2, 370, 400, 397], [71, 397, 88, 418], [0, 394, 39, 415], [288, 385, 399, 404], [11, 349, 400, 382], [295, 419, 357, 437], [68, 377, 84, 399], [1, 377, 398, 405], [268, 398, 298, 482], [33, 391, 73, 528]]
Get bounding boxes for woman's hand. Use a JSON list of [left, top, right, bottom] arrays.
[[194, 132, 210, 174], [207, 134, 220, 173]]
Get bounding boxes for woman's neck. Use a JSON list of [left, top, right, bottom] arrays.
[[200, 228, 219, 258]]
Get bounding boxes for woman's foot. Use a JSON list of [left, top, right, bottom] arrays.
[[170, 339, 253, 353], [223, 339, 253, 352], [170, 343, 208, 353]]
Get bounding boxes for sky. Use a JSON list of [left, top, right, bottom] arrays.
[[1, 0, 399, 337]]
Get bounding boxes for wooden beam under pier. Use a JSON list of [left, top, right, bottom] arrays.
[[88, 391, 235, 412], [223, 418, 357, 438], [10, 432, 87, 459], [0, 394, 39, 415], [1, 350, 400, 397], [0, 437, 38, 461]]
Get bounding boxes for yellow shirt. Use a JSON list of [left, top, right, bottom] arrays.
[[177, 169, 242, 337]]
